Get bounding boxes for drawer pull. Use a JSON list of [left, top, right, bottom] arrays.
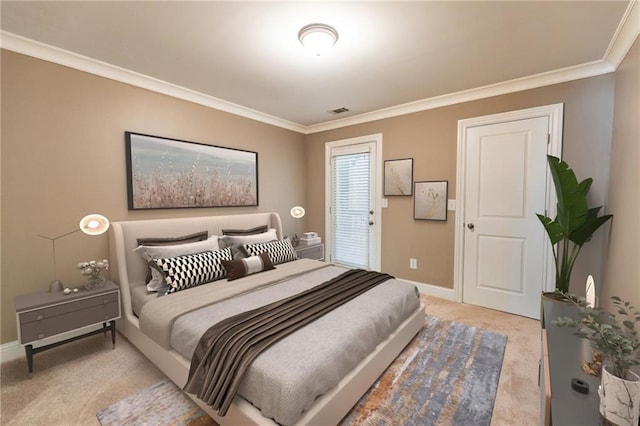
[[36, 314, 44, 321], [38, 333, 45, 339], [103, 300, 108, 305]]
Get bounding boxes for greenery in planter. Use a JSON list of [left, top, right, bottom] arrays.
[[536, 155, 613, 293], [554, 295, 640, 380]]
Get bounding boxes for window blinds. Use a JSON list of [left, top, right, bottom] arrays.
[[331, 152, 370, 269]]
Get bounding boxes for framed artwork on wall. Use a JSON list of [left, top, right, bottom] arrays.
[[414, 180, 448, 221], [125, 132, 258, 210], [384, 158, 413, 196]]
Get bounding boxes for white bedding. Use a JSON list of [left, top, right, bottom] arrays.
[[169, 262, 420, 425]]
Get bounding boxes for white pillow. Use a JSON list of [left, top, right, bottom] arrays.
[[219, 228, 278, 259], [134, 235, 220, 292]]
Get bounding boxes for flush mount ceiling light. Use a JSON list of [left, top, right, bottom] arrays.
[[298, 23, 339, 56]]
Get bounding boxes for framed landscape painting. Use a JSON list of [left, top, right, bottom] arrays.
[[414, 180, 447, 221], [384, 158, 413, 196], [125, 132, 258, 210]]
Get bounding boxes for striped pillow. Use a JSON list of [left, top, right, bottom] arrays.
[[150, 248, 232, 294], [222, 252, 275, 281], [242, 238, 298, 265]]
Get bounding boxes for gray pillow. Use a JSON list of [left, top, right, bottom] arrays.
[[136, 231, 209, 284]]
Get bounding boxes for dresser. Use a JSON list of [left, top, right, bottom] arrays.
[[14, 281, 121, 373], [541, 298, 601, 425]]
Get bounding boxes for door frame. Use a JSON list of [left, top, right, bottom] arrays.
[[453, 104, 564, 303], [325, 133, 383, 271]]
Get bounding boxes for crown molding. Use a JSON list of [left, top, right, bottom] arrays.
[[306, 60, 615, 133], [2, 15, 636, 136], [0, 31, 306, 134], [603, 0, 640, 69]]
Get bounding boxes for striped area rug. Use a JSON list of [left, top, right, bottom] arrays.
[[97, 315, 506, 426]]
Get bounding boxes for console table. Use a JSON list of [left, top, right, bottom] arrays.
[[14, 281, 121, 373], [541, 298, 601, 425]]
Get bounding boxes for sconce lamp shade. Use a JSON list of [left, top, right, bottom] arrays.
[[79, 214, 110, 235], [298, 23, 338, 56], [290, 206, 306, 219]]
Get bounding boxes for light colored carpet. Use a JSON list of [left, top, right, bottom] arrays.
[[0, 295, 540, 425]]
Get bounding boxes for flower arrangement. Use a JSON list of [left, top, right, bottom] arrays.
[[77, 259, 109, 289]]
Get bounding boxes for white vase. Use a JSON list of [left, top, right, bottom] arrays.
[[599, 365, 640, 426]]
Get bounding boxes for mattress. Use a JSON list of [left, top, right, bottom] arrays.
[[170, 263, 420, 425]]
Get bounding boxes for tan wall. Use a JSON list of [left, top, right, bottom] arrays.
[[305, 75, 615, 293], [602, 38, 640, 311], [1, 46, 631, 344], [0, 51, 307, 343]]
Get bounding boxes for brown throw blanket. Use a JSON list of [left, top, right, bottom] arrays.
[[183, 268, 394, 417]]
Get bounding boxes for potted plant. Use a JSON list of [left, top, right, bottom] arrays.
[[554, 296, 640, 426], [536, 155, 613, 295]]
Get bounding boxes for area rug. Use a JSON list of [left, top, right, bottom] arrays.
[[97, 315, 506, 426]]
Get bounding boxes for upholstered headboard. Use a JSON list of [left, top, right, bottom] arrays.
[[108, 212, 283, 320]]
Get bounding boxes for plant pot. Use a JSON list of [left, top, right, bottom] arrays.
[[540, 291, 570, 326], [599, 365, 640, 426]]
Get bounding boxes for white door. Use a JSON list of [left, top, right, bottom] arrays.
[[462, 116, 549, 318], [325, 135, 382, 271]]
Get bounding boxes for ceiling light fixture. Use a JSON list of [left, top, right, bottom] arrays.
[[298, 23, 339, 56]]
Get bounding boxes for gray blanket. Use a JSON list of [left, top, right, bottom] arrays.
[[184, 269, 395, 417], [171, 263, 420, 425]]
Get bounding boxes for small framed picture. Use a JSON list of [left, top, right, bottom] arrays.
[[384, 158, 413, 196], [414, 181, 448, 221]]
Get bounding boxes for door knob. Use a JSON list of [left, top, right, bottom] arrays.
[[467, 223, 475, 230]]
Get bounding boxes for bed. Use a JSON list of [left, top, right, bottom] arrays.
[[109, 212, 425, 425]]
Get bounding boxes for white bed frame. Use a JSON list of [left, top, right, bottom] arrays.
[[109, 212, 425, 425]]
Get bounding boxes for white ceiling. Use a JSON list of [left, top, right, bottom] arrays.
[[1, 1, 636, 133]]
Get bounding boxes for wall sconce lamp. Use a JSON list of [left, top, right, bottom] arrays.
[[39, 213, 110, 291], [298, 23, 339, 56], [290, 206, 306, 247]]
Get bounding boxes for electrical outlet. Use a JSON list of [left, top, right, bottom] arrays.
[[409, 258, 417, 269]]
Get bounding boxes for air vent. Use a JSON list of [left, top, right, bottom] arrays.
[[329, 107, 350, 114]]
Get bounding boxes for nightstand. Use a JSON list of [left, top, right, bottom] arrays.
[[14, 281, 121, 373], [295, 243, 324, 261]]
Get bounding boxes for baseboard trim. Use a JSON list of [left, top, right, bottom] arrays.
[[400, 278, 456, 301], [0, 340, 23, 363]]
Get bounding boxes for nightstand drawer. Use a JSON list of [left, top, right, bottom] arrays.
[[18, 292, 119, 324], [295, 244, 324, 260], [18, 294, 119, 344]]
